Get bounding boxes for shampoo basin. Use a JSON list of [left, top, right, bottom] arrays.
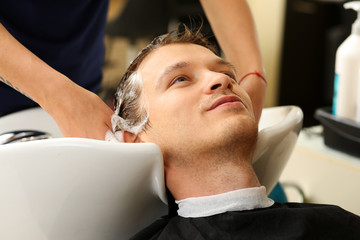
[[0, 105, 303, 240]]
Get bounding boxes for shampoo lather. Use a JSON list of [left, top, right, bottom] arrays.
[[333, 1, 360, 122]]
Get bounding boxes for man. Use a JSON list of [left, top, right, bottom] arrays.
[[108, 26, 360, 239]]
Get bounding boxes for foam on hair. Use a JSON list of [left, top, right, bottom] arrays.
[[106, 71, 149, 142]]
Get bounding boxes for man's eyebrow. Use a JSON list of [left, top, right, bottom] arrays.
[[156, 59, 238, 88], [216, 59, 238, 78], [157, 61, 190, 88]]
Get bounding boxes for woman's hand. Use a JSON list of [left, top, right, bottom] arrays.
[[44, 79, 113, 140]]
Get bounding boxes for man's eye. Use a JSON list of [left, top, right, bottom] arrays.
[[223, 72, 235, 79], [223, 72, 238, 83], [170, 76, 188, 86]]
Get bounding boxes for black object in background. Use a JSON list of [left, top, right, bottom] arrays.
[[315, 107, 360, 157], [279, 0, 356, 127]]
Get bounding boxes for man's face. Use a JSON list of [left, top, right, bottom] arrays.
[[136, 43, 257, 164]]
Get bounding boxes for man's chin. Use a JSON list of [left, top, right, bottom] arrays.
[[211, 116, 258, 146]]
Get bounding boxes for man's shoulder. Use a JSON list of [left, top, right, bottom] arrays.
[[129, 215, 170, 240], [254, 202, 360, 221], [130, 203, 360, 240], [271, 202, 358, 215], [271, 201, 344, 210]]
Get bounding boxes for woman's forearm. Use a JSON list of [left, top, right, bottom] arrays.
[[0, 23, 112, 139], [0, 23, 70, 109]]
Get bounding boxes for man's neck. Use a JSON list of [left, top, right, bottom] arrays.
[[165, 153, 261, 200]]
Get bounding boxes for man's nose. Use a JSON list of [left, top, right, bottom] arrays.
[[204, 73, 234, 94]]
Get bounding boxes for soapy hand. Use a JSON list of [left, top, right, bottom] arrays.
[[44, 79, 113, 140]]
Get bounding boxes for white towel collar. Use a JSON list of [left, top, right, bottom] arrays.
[[175, 186, 274, 218]]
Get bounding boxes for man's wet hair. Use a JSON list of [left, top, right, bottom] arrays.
[[112, 24, 218, 134]]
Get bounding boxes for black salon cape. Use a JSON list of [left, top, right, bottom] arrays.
[[130, 202, 360, 240]]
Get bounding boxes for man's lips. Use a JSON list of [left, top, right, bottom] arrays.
[[208, 96, 244, 111]]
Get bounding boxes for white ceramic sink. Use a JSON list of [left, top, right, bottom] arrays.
[[0, 105, 303, 240], [254, 105, 303, 194]]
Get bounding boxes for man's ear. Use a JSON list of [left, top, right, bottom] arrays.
[[122, 130, 143, 143]]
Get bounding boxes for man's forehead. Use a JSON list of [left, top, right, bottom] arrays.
[[138, 43, 234, 78], [139, 44, 215, 69]]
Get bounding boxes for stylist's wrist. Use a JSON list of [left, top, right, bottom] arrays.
[[39, 74, 75, 116]]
